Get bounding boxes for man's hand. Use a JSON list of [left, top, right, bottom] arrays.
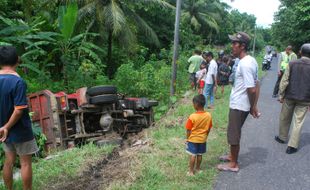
[[250, 106, 260, 118], [0, 127, 8, 142], [278, 98, 284, 103]]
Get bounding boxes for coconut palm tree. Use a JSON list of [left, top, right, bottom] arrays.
[[182, 0, 223, 34], [68, 0, 173, 78]]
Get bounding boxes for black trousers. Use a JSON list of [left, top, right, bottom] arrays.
[[273, 70, 284, 96], [189, 73, 197, 89]]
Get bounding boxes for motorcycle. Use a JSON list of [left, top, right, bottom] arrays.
[[262, 53, 272, 71]]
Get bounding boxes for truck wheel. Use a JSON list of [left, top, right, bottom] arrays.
[[89, 94, 118, 104], [87, 85, 117, 96], [148, 100, 159, 107]]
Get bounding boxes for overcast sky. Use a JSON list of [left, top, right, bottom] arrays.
[[221, 0, 281, 27]]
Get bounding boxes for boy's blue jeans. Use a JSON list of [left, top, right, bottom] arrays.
[[203, 83, 214, 108]]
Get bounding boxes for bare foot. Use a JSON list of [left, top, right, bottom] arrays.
[[217, 162, 239, 172], [187, 171, 194, 176]]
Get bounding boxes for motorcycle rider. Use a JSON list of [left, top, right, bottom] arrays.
[[262, 50, 272, 70]]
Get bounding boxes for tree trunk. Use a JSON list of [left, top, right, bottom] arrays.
[[170, 0, 182, 96], [107, 30, 113, 79]]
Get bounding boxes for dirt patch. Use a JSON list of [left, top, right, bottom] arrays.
[[46, 148, 119, 190], [47, 133, 148, 190]]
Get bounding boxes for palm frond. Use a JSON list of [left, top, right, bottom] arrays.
[[126, 9, 160, 47], [78, 1, 96, 22], [198, 12, 219, 33], [117, 23, 137, 50], [129, 0, 175, 9], [104, 0, 126, 35], [190, 16, 201, 31]]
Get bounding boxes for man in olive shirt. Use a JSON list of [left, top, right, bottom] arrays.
[[188, 50, 203, 89], [275, 43, 310, 154]]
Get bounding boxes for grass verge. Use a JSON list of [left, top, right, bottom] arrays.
[[107, 86, 231, 190], [0, 143, 115, 190], [108, 54, 265, 190]]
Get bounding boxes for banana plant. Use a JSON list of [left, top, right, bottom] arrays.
[[0, 2, 105, 91], [55, 2, 104, 90]]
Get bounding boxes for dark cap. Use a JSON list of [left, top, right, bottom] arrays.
[[301, 43, 310, 57], [229, 32, 251, 45]]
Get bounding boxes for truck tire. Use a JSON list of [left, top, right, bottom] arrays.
[[87, 85, 117, 96], [89, 94, 118, 105], [148, 100, 159, 107]]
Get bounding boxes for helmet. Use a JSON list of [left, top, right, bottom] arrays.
[[218, 50, 224, 58]]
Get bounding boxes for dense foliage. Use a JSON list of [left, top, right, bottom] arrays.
[[271, 0, 310, 51], [0, 0, 271, 109]]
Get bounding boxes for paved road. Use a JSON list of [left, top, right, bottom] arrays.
[[214, 57, 310, 190]]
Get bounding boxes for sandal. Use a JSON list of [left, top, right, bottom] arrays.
[[219, 155, 231, 162], [217, 164, 239, 172]]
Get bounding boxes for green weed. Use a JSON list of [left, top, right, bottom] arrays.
[[108, 87, 230, 190], [0, 143, 115, 190]]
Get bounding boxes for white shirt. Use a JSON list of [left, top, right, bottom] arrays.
[[195, 68, 207, 81], [229, 55, 258, 111], [205, 59, 218, 84]]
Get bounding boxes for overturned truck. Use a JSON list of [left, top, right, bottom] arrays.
[[28, 85, 158, 150]]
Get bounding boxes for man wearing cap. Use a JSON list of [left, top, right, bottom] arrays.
[[217, 32, 260, 172], [203, 51, 218, 109], [275, 43, 310, 154], [272, 45, 297, 98]]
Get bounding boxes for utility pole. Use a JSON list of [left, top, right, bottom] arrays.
[[252, 25, 257, 57], [170, 0, 182, 96]]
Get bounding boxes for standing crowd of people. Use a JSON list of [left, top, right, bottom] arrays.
[[188, 48, 235, 109], [184, 31, 310, 175], [185, 31, 260, 174]]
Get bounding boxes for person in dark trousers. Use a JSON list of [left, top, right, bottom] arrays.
[[272, 46, 297, 98], [217, 55, 231, 97], [217, 32, 260, 172], [275, 43, 310, 154], [0, 46, 38, 190]]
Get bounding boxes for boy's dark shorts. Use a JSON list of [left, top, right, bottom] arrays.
[[186, 142, 207, 156], [3, 138, 39, 156], [227, 109, 249, 145], [189, 73, 197, 87]]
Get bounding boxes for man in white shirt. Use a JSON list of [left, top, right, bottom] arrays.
[[217, 32, 260, 172], [203, 51, 218, 109]]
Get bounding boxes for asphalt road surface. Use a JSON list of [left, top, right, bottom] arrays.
[[214, 56, 310, 190]]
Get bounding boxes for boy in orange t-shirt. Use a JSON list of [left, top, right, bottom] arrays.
[[185, 94, 212, 176]]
